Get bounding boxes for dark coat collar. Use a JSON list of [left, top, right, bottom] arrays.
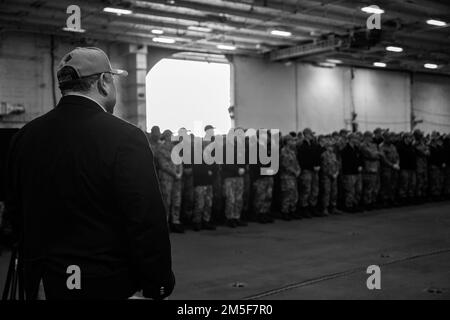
[[57, 95, 106, 113]]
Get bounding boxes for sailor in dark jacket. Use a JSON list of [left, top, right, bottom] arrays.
[[296, 128, 323, 217], [222, 129, 248, 228], [191, 130, 217, 231], [428, 133, 446, 199], [340, 134, 364, 212], [4, 47, 174, 300], [397, 133, 417, 203]]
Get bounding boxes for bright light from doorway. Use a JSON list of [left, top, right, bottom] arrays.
[[146, 59, 231, 136]]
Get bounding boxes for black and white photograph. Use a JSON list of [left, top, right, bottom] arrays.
[[0, 0, 450, 308]]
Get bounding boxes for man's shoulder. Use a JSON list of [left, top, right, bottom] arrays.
[[18, 106, 144, 148], [94, 111, 142, 136]]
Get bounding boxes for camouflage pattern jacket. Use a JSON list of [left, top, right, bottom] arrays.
[[321, 148, 339, 178], [156, 141, 179, 178], [379, 142, 399, 169], [414, 141, 430, 173], [360, 141, 381, 173], [280, 146, 301, 177]]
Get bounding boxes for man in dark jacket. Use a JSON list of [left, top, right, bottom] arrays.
[[249, 130, 276, 223], [4, 47, 174, 300], [222, 129, 248, 228], [340, 134, 363, 212], [397, 133, 417, 204], [444, 135, 450, 199], [296, 128, 323, 217], [428, 133, 446, 200], [191, 129, 217, 231]]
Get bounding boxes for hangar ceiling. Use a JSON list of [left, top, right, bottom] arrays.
[[0, 0, 449, 74]]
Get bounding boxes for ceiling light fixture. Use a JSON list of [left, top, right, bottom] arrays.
[[373, 62, 387, 67], [270, 30, 292, 37], [361, 6, 385, 14], [62, 27, 85, 33], [424, 63, 438, 69], [103, 7, 133, 15], [188, 26, 212, 33], [151, 29, 164, 35], [217, 44, 236, 50], [326, 59, 342, 64], [426, 19, 447, 27], [153, 37, 176, 44], [318, 62, 336, 68], [386, 46, 403, 52]]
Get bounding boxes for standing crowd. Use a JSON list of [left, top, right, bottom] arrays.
[[147, 125, 450, 234]]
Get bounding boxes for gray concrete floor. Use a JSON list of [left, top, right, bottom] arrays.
[[1, 202, 450, 299]]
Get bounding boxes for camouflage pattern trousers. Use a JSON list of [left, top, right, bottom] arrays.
[[243, 171, 251, 216], [415, 169, 428, 199], [182, 173, 194, 221], [280, 173, 298, 214], [398, 169, 416, 200], [362, 172, 379, 206], [193, 185, 213, 224], [213, 169, 224, 222], [158, 171, 182, 224], [342, 174, 362, 209], [223, 177, 244, 220], [379, 168, 398, 203], [429, 165, 444, 197], [252, 177, 274, 216], [319, 174, 338, 210], [298, 170, 319, 208], [416, 160, 428, 199]]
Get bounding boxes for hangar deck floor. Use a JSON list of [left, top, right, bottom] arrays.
[[169, 202, 450, 300], [1, 202, 449, 300]]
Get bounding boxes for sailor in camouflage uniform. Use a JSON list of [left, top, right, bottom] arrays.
[[360, 131, 381, 210], [251, 131, 276, 223], [179, 129, 194, 223], [318, 137, 340, 215], [280, 135, 301, 220], [379, 132, 400, 207], [156, 129, 184, 233], [413, 130, 430, 202], [222, 129, 247, 228], [192, 133, 216, 231]]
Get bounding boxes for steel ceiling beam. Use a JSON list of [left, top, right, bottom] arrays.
[[0, 14, 257, 55], [138, 0, 350, 33], [0, 1, 300, 48], [269, 37, 344, 61], [2, 0, 311, 46]]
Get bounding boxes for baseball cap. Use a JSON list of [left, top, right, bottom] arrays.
[[303, 128, 315, 135], [204, 125, 216, 131], [57, 47, 128, 84]]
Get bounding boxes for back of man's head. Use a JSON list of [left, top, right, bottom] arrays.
[[58, 66, 100, 95], [56, 47, 128, 113]]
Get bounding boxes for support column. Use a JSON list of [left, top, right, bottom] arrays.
[[121, 44, 148, 131]]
